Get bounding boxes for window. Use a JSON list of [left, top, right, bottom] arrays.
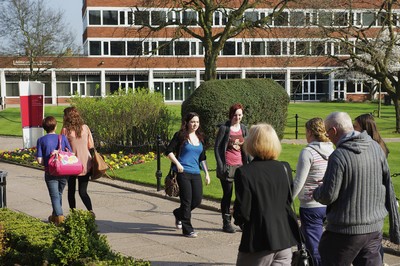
[[175, 41, 190, 55], [135, 11, 149, 25], [127, 41, 142, 55], [128, 11, 133, 25], [183, 11, 197, 25], [319, 11, 333, 26], [158, 41, 173, 55], [251, 42, 265, 55], [151, 11, 166, 25], [103, 42, 109, 55], [244, 11, 258, 22], [89, 41, 101, 55], [291, 12, 305, 26], [119, 11, 125, 25], [167, 10, 180, 24], [311, 41, 325, 55], [268, 41, 281, 55], [89, 10, 101, 25], [103, 11, 118, 25], [296, 41, 309, 55], [110, 41, 125, 55], [222, 41, 235, 55], [362, 12, 375, 26], [275, 12, 288, 26], [334, 12, 348, 26]]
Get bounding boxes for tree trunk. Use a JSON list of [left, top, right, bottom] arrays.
[[203, 51, 218, 81]]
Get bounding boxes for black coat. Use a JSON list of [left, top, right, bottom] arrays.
[[233, 158, 299, 253]]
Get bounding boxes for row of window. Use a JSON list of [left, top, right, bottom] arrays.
[[2, 72, 372, 100], [87, 39, 359, 57], [85, 8, 398, 28]]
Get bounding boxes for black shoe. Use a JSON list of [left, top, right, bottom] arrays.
[[222, 223, 236, 233]]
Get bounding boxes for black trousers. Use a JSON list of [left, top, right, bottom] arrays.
[[220, 178, 233, 215], [319, 230, 382, 266], [68, 172, 93, 211], [173, 172, 203, 235]]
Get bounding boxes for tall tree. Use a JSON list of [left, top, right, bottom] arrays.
[[132, 0, 290, 81], [0, 0, 77, 79], [316, 0, 400, 133]]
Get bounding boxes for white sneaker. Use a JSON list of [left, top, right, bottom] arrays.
[[175, 219, 182, 229], [184, 231, 198, 238]]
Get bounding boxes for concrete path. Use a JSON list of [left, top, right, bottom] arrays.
[[1, 136, 400, 265]]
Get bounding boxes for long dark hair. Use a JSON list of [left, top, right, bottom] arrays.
[[355, 114, 389, 157], [178, 112, 205, 145]]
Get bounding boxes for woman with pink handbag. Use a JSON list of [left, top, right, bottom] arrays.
[[62, 107, 95, 217], [36, 116, 72, 226]]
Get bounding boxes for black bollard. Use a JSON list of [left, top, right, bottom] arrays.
[[0, 170, 7, 208], [155, 135, 162, 191], [295, 114, 299, 140]]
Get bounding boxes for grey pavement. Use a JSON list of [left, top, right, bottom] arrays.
[[1, 136, 400, 265]]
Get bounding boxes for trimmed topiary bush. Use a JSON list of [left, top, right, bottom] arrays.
[[182, 79, 289, 146]]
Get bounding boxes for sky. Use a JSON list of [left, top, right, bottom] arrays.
[[50, 0, 83, 47]]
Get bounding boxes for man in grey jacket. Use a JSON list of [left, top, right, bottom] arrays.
[[313, 112, 400, 266]]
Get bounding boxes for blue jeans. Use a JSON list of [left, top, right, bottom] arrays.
[[300, 207, 326, 266], [45, 173, 67, 216]]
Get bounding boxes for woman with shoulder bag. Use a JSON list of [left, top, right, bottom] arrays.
[[62, 106, 95, 218], [165, 112, 211, 238], [214, 103, 249, 233]]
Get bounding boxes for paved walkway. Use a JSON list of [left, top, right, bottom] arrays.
[[1, 136, 400, 265]]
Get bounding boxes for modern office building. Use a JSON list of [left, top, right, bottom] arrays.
[[0, 0, 390, 105]]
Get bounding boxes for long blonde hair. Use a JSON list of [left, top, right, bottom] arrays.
[[244, 123, 281, 160], [305, 118, 330, 142]]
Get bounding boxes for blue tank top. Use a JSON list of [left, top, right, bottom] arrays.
[[178, 141, 203, 174]]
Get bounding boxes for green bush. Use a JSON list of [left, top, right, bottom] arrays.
[[0, 209, 150, 266], [0, 208, 58, 265], [182, 79, 289, 146], [70, 88, 172, 153]]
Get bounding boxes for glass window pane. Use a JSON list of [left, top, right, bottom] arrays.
[[275, 12, 288, 26], [57, 83, 70, 96], [251, 42, 265, 55], [159, 41, 173, 55], [244, 11, 258, 22], [183, 11, 197, 25], [222, 42, 235, 55], [334, 12, 348, 26], [135, 11, 149, 25], [175, 41, 189, 55], [119, 11, 125, 25], [103, 11, 118, 25], [89, 10, 101, 25], [319, 11, 333, 26], [363, 12, 376, 26], [110, 41, 125, 55], [89, 41, 101, 55], [127, 41, 142, 55], [151, 11, 166, 25], [268, 41, 281, 55], [291, 12, 305, 26]]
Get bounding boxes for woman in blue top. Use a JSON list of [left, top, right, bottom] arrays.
[[165, 112, 211, 238], [36, 116, 72, 226]]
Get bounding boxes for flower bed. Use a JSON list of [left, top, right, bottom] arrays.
[[0, 148, 156, 170]]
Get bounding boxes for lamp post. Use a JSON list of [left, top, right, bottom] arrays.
[[155, 135, 162, 191]]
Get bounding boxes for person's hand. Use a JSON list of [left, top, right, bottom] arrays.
[[176, 162, 184, 173], [205, 173, 211, 185]]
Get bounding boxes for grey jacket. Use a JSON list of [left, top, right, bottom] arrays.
[[214, 121, 249, 179], [313, 131, 400, 243]]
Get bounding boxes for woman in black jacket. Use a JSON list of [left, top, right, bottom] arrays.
[[214, 103, 249, 233], [165, 112, 210, 238], [233, 123, 299, 265]]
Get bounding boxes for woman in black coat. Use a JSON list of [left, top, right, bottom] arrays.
[[214, 103, 249, 233], [233, 123, 299, 265]]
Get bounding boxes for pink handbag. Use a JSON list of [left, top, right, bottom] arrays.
[[48, 135, 83, 176]]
